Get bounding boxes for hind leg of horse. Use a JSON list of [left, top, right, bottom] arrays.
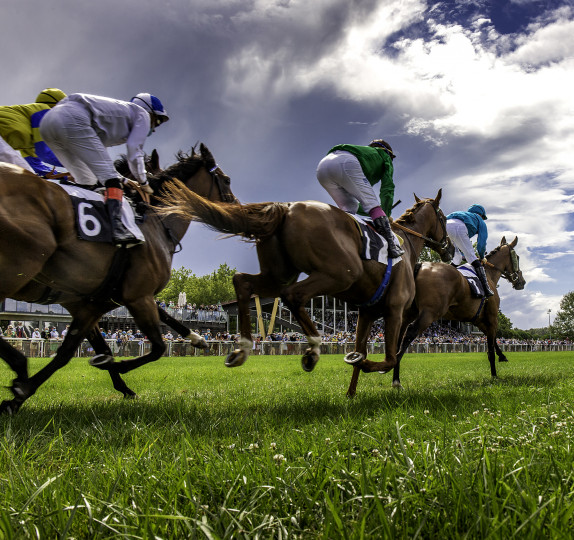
[[495, 340, 508, 362], [85, 326, 138, 397], [225, 272, 283, 368], [281, 273, 354, 372], [4, 314, 100, 414], [0, 336, 29, 381]]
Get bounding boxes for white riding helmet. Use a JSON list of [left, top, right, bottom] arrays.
[[130, 93, 169, 123]]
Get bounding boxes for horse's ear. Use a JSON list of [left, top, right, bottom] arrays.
[[500, 236, 507, 245], [414, 193, 421, 203], [150, 149, 160, 172], [434, 188, 442, 205], [510, 236, 518, 248]]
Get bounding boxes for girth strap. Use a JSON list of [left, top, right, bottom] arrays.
[[357, 258, 393, 308]]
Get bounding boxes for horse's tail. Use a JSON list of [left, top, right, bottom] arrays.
[[159, 179, 289, 239]]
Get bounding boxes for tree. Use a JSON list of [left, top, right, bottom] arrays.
[[417, 246, 443, 263], [496, 311, 513, 338], [158, 264, 237, 306], [552, 291, 574, 340]]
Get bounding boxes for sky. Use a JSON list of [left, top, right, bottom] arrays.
[[2, 0, 573, 330]]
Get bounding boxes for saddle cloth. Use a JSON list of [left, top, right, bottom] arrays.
[[51, 181, 145, 243], [348, 214, 403, 265], [457, 263, 484, 298]]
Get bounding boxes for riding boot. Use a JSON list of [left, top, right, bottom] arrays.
[[373, 215, 405, 258], [104, 185, 141, 246], [471, 260, 494, 297]]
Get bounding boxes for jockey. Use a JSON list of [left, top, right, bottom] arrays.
[[446, 204, 494, 297], [316, 139, 404, 258], [39, 92, 169, 246], [0, 88, 67, 176]]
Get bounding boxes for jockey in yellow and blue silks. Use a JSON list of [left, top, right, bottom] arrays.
[[446, 204, 494, 297], [0, 88, 67, 176]]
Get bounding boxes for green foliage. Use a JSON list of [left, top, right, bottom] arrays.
[[496, 310, 513, 337], [158, 263, 236, 306], [2, 353, 574, 538], [552, 290, 574, 340], [417, 245, 442, 263]]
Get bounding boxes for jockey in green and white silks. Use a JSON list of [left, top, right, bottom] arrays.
[[316, 139, 404, 259], [40, 92, 169, 246], [446, 204, 494, 297], [0, 88, 66, 175]]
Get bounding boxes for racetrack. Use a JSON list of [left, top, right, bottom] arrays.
[[2, 352, 573, 538]]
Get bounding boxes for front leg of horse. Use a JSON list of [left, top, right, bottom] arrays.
[[301, 335, 321, 372], [225, 337, 252, 368], [345, 312, 375, 397]]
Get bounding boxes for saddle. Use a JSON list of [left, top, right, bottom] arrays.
[[456, 264, 485, 298]]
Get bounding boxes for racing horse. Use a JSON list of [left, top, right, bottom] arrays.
[[388, 236, 526, 390], [158, 185, 453, 389], [0, 143, 237, 414]]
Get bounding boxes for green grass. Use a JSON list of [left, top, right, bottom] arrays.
[[1, 352, 574, 539]]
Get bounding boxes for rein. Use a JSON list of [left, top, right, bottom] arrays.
[[393, 205, 449, 252], [484, 246, 521, 286]]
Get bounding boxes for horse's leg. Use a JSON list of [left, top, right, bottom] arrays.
[[225, 272, 282, 368], [495, 340, 508, 362], [346, 313, 375, 397], [158, 306, 207, 348], [93, 296, 167, 376], [281, 273, 354, 372], [4, 313, 100, 414], [85, 326, 137, 398], [0, 336, 29, 381], [486, 331, 497, 377]]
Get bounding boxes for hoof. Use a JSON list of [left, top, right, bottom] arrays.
[[0, 400, 17, 415], [498, 358, 508, 363], [225, 350, 247, 368], [89, 354, 115, 369], [194, 338, 209, 350], [391, 380, 403, 389], [344, 352, 365, 365], [301, 352, 319, 372]]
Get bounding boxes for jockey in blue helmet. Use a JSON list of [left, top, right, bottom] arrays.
[[446, 203, 494, 297]]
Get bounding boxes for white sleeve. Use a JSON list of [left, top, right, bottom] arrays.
[[126, 108, 151, 183]]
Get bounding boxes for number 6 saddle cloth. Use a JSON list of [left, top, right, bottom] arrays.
[[50, 181, 145, 244]]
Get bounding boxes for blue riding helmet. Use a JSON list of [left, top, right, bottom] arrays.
[[468, 204, 487, 220], [130, 93, 169, 123]]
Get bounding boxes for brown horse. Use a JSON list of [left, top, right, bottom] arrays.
[[159, 185, 453, 386], [390, 236, 526, 389], [0, 143, 237, 414]]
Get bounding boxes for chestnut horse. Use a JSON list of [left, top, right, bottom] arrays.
[[390, 236, 526, 389], [0, 143, 237, 414], [159, 186, 453, 388]]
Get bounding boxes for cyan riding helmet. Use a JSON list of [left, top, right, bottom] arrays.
[[131, 93, 169, 126], [468, 204, 487, 220], [369, 139, 396, 159]]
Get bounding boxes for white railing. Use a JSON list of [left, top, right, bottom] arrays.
[[2, 338, 572, 358]]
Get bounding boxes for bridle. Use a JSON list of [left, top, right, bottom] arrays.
[[206, 164, 236, 203], [484, 247, 522, 287], [392, 203, 451, 254]]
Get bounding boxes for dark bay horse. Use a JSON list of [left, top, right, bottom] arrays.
[[390, 236, 526, 389], [159, 185, 453, 389], [0, 143, 237, 414]]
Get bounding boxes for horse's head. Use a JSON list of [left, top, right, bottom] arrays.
[[403, 188, 454, 262], [486, 236, 526, 290], [149, 143, 238, 205]]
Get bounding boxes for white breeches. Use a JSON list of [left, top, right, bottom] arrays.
[[0, 136, 34, 172], [446, 219, 478, 265], [40, 101, 118, 186], [316, 151, 380, 214]]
